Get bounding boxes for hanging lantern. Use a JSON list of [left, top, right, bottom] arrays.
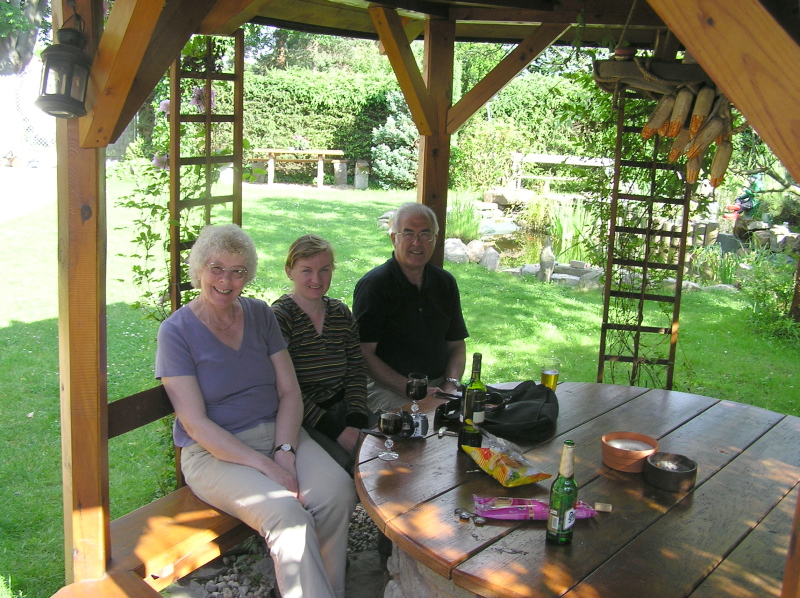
[[35, 3, 91, 119]]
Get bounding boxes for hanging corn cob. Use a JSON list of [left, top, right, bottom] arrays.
[[686, 151, 705, 184], [684, 116, 725, 160], [641, 92, 676, 139], [668, 128, 691, 162], [666, 87, 694, 137], [689, 85, 716, 137], [709, 140, 733, 187]]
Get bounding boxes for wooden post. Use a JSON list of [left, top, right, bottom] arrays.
[[268, 152, 276, 185], [417, 18, 454, 267], [317, 153, 324, 188], [783, 489, 800, 598], [56, 0, 109, 583]]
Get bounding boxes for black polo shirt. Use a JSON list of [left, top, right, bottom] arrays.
[[353, 254, 469, 379]]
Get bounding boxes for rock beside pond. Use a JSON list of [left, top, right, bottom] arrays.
[[444, 238, 469, 263], [479, 247, 501, 271], [465, 239, 485, 262]]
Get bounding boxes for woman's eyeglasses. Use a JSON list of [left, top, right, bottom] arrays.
[[206, 263, 247, 280]]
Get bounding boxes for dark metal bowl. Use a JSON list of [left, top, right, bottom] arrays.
[[644, 452, 697, 492]]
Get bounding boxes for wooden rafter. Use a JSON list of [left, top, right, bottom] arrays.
[[449, 0, 665, 27], [108, 0, 220, 145], [368, 6, 436, 136], [199, 0, 278, 36], [79, 0, 164, 148], [447, 23, 570, 134]]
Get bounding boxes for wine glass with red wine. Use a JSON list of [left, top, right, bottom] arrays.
[[378, 412, 402, 460], [406, 372, 427, 414]]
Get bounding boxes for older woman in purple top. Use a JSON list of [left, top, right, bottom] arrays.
[[155, 224, 355, 598]]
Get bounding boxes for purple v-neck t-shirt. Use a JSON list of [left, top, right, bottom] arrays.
[[155, 297, 287, 447]]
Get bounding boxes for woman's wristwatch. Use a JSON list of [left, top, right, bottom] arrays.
[[278, 443, 295, 455], [445, 377, 460, 387]]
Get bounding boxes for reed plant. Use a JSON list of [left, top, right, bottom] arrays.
[[687, 245, 742, 286], [446, 193, 482, 242], [549, 196, 591, 264]]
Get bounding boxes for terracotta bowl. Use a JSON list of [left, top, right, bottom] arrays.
[[601, 432, 658, 473]]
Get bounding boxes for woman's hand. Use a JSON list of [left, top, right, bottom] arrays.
[[271, 450, 301, 501], [337, 426, 361, 453]]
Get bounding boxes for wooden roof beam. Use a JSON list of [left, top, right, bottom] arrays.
[[646, 0, 800, 186], [369, 6, 436, 136], [79, 0, 165, 148], [199, 0, 278, 36], [447, 22, 569, 134], [108, 0, 220, 144], [449, 0, 665, 27]]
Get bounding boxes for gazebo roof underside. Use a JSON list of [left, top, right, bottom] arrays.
[[244, 0, 799, 48]]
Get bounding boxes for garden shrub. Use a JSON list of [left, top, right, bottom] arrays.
[[370, 90, 418, 190], [738, 247, 800, 339], [450, 120, 525, 190]]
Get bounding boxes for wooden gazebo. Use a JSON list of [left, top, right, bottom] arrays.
[[53, 1, 799, 596]]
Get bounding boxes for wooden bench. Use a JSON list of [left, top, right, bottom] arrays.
[[250, 148, 345, 188], [54, 387, 254, 597]]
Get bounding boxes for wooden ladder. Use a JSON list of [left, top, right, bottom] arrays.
[[597, 86, 693, 390]]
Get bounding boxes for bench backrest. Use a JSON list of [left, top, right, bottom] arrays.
[[109, 386, 184, 487]]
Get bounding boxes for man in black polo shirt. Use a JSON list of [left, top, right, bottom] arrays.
[[353, 202, 468, 412]]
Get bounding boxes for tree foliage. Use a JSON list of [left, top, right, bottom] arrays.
[[0, 0, 49, 75]]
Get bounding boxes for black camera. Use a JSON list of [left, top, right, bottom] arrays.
[[400, 410, 429, 438]]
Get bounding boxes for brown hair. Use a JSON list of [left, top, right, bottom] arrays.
[[285, 234, 335, 270]]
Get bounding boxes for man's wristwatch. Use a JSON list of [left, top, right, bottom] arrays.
[[445, 377, 460, 387], [277, 443, 295, 455]]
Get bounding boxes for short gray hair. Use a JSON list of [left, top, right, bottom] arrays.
[[187, 224, 258, 288], [389, 202, 439, 235]]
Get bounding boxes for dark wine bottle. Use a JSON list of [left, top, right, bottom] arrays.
[[458, 353, 486, 452], [546, 439, 579, 545]]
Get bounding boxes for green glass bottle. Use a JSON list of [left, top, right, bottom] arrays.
[[458, 353, 486, 452], [546, 439, 578, 545]]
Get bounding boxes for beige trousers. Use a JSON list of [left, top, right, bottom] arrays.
[[181, 423, 357, 598]]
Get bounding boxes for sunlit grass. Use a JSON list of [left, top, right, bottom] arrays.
[[0, 179, 797, 598]]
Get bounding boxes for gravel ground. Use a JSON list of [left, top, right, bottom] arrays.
[[163, 504, 383, 598]]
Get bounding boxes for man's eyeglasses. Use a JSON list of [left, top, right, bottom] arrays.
[[397, 231, 435, 243], [207, 263, 248, 280]]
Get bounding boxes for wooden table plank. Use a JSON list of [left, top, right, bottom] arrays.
[[355, 385, 795, 598], [387, 388, 719, 591], [561, 415, 800, 598], [689, 483, 798, 598], [450, 400, 785, 597]]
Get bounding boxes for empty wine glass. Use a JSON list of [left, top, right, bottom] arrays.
[[378, 412, 402, 460], [406, 372, 427, 414]]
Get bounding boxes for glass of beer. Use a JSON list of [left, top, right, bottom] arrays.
[[541, 354, 560, 391]]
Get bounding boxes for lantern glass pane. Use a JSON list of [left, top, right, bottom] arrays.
[[71, 64, 88, 101]]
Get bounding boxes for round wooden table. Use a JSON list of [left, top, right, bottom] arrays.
[[355, 382, 799, 598]]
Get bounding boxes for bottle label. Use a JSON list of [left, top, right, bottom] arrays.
[[472, 411, 485, 424], [564, 508, 576, 530], [547, 510, 559, 533]]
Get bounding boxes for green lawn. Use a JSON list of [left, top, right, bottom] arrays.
[[0, 174, 797, 598]]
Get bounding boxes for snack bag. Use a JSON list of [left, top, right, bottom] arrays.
[[473, 495, 597, 520], [462, 430, 551, 487]]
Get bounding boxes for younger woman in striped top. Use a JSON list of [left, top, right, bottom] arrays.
[[272, 234, 369, 474]]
